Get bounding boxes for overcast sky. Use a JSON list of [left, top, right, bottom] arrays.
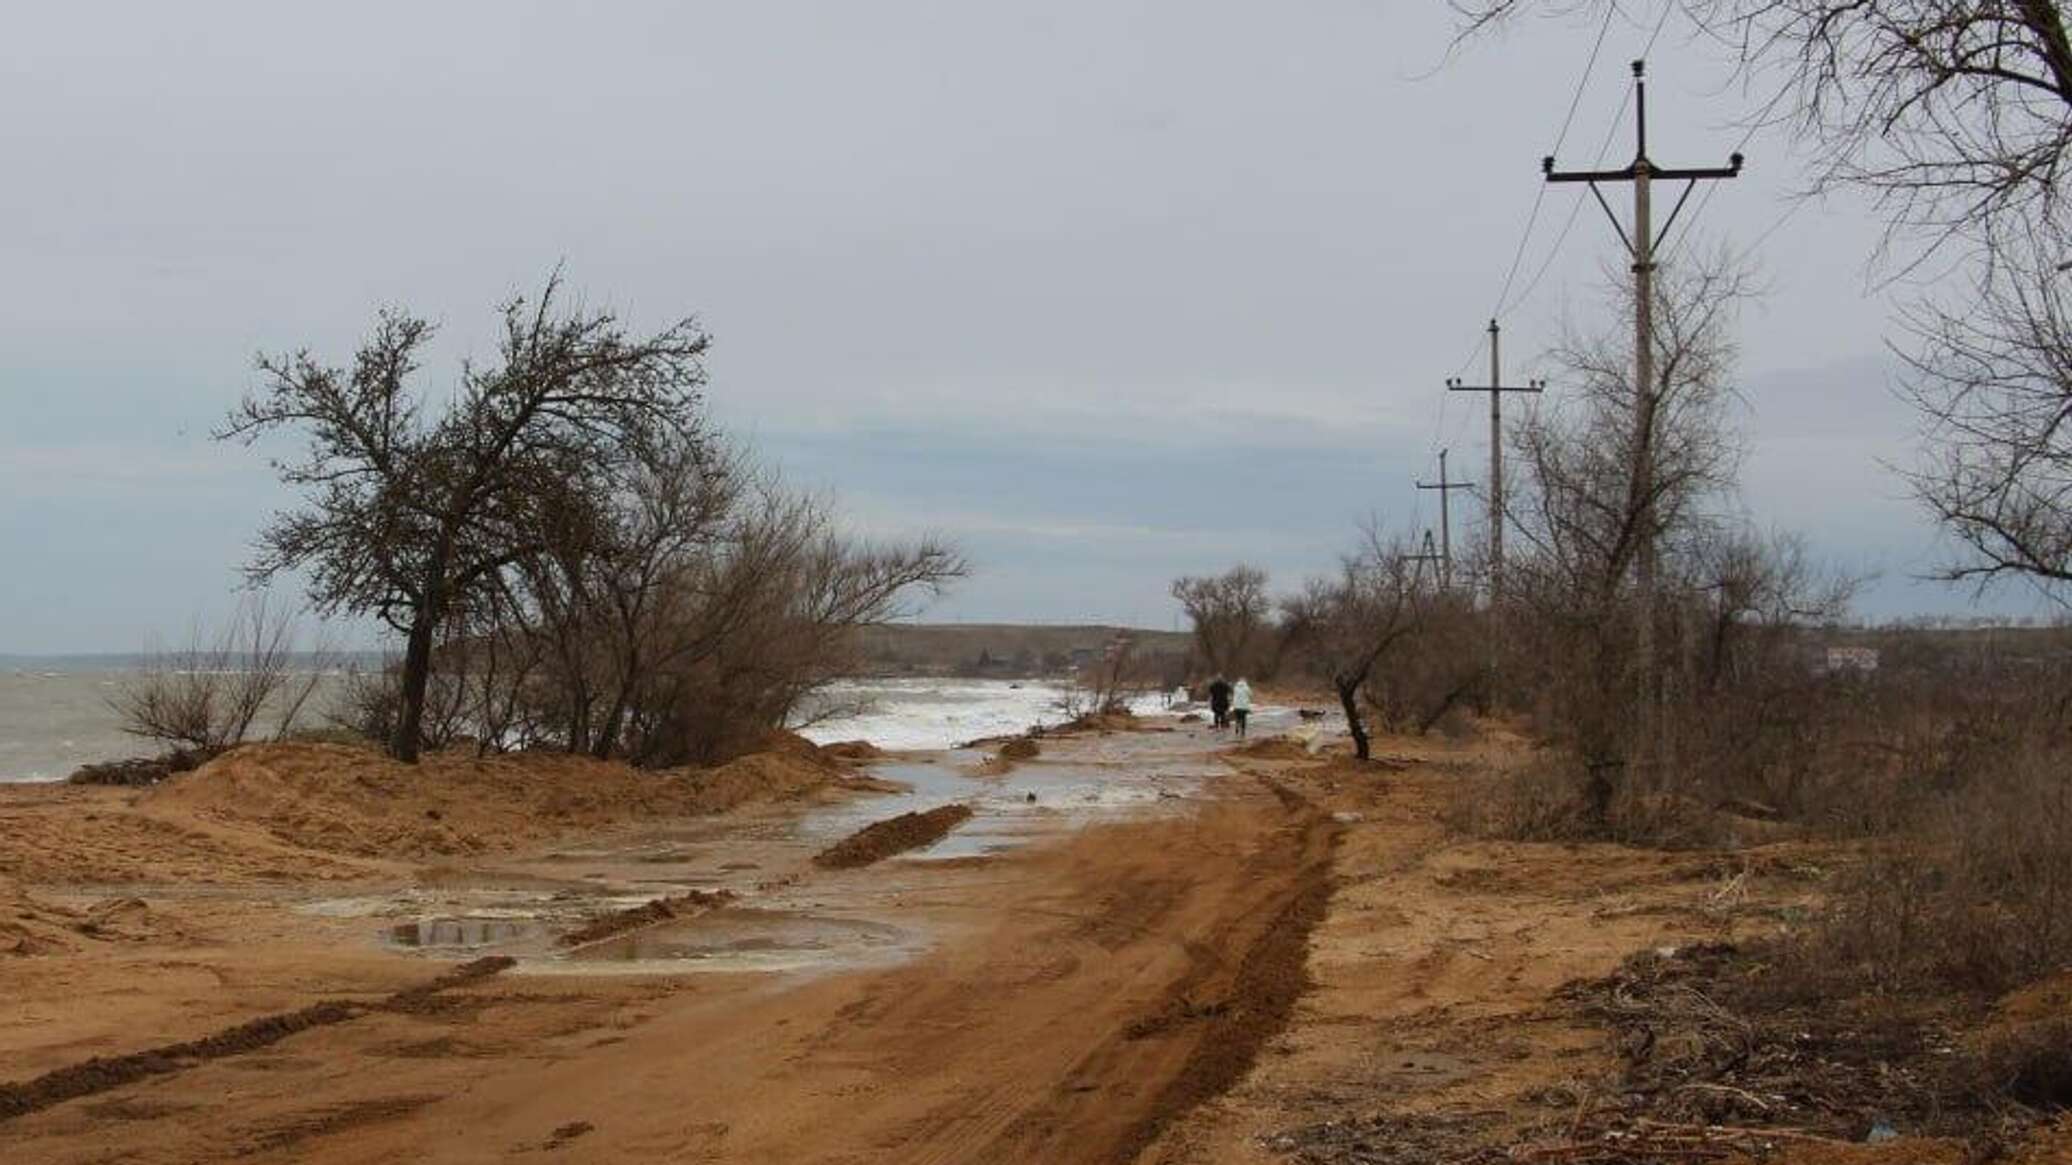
[[0, 1, 2037, 653]]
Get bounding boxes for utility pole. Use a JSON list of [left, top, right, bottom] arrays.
[[1415, 448, 1475, 591], [1445, 319, 1545, 603], [1543, 58, 1741, 715]]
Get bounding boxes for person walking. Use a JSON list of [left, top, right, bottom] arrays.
[[1207, 675, 1233, 730], [1231, 677, 1253, 738]]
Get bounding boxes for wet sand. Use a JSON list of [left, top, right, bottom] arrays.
[[2, 720, 1320, 1163]]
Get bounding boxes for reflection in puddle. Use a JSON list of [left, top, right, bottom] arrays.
[[389, 917, 537, 949]]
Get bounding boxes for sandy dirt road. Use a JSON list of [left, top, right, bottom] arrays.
[[0, 735, 1338, 1165], [19, 727, 2065, 1165]]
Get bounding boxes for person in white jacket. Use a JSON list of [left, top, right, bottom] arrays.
[[1230, 678, 1253, 738]]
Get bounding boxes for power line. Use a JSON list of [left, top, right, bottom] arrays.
[[1500, 0, 1681, 323], [1442, 0, 1679, 389], [1658, 81, 1794, 263], [1487, 2, 1621, 318], [1505, 86, 1634, 320]]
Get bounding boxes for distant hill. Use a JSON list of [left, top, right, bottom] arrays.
[[854, 623, 1192, 679]]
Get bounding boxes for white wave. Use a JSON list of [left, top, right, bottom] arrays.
[[794, 678, 1189, 751]]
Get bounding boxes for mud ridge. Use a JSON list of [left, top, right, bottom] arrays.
[[1111, 777, 1342, 1163], [0, 956, 513, 1123], [813, 803, 975, 869], [556, 890, 737, 949]]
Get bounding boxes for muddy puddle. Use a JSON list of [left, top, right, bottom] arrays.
[[563, 907, 920, 973], [330, 724, 1251, 977], [793, 742, 1225, 863]]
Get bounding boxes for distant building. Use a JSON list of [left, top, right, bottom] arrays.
[[1823, 646, 1880, 675]]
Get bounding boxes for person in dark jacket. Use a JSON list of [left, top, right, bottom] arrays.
[[1207, 675, 1233, 730]]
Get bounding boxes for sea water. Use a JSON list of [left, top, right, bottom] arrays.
[[0, 668, 1191, 782], [0, 660, 350, 783]]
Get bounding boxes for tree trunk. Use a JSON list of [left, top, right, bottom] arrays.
[[1336, 677, 1371, 761], [593, 682, 631, 761], [393, 608, 439, 764], [565, 697, 592, 755]]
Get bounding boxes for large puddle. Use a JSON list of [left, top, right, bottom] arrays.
[[336, 721, 1274, 976]]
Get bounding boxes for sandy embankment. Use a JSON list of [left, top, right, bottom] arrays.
[[0, 733, 865, 891], [0, 732, 875, 1070], [0, 724, 919, 960]]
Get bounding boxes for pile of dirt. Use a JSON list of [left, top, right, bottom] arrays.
[[813, 804, 975, 869], [147, 741, 852, 862], [745, 728, 829, 760], [556, 890, 736, 948], [1233, 736, 1313, 760], [1000, 737, 1041, 761], [820, 740, 884, 762], [0, 877, 178, 956], [1049, 709, 1140, 735], [679, 750, 850, 814]]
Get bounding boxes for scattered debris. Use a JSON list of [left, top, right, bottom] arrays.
[[1265, 1110, 1503, 1165], [68, 746, 223, 788], [1551, 942, 2051, 1144]]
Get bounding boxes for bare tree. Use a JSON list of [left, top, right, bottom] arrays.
[[581, 435, 741, 758], [1510, 257, 1752, 610], [1504, 255, 1752, 815], [1690, 527, 1859, 689], [1281, 534, 1426, 761], [1901, 228, 2072, 597], [220, 273, 711, 762], [624, 481, 967, 766], [1060, 634, 1150, 721], [1171, 565, 1272, 677], [1365, 587, 1488, 736]]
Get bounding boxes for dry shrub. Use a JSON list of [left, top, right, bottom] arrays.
[[1962, 1020, 2072, 1114], [1442, 755, 1592, 841], [1446, 754, 1734, 848], [1793, 742, 2072, 998], [1552, 943, 2065, 1143], [111, 596, 328, 752]]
